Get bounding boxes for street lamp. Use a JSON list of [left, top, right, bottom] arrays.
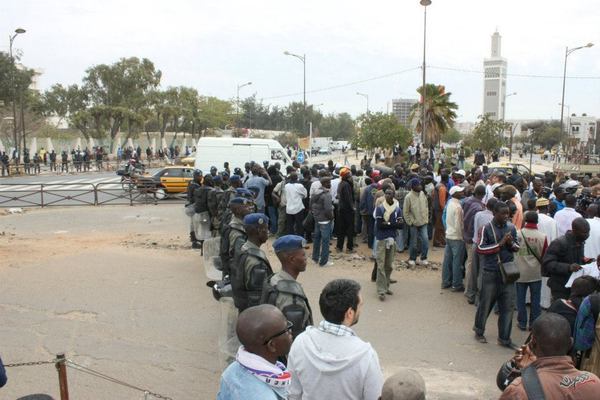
[[356, 92, 369, 114], [236, 81, 252, 128], [283, 51, 307, 136], [504, 92, 517, 161], [559, 42, 593, 155], [420, 0, 431, 145], [9, 27, 26, 161]]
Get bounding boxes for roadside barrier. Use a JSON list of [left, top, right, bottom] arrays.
[[5, 353, 173, 399], [0, 182, 186, 208]]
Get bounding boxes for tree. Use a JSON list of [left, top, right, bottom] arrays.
[[409, 84, 458, 146], [441, 127, 461, 144], [471, 114, 510, 157], [354, 112, 410, 151], [319, 112, 355, 140], [83, 57, 161, 151], [530, 121, 562, 149]]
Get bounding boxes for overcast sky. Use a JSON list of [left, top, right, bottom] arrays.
[[2, 0, 599, 122]]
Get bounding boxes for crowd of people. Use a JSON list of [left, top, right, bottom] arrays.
[[182, 148, 600, 399]]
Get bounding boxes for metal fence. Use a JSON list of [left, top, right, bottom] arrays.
[[0, 181, 186, 208]]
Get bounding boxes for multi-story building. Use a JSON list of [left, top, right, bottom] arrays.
[[392, 98, 417, 126], [568, 114, 597, 152], [483, 31, 508, 120]]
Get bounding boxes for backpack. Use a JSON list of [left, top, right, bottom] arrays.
[[219, 225, 246, 275], [261, 275, 313, 338]]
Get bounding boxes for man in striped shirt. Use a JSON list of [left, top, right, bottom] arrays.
[[473, 201, 520, 350]]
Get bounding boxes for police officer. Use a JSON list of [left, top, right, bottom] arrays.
[[186, 170, 202, 249], [262, 235, 313, 339], [219, 193, 254, 279], [217, 174, 243, 233], [208, 175, 224, 235], [231, 213, 273, 312]]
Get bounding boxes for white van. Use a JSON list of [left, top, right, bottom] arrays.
[[193, 137, 293, 173]]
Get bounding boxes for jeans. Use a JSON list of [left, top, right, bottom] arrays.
[[473, 269, 516, 344], [395, 228, 405, 252], [516, 281, 542, 329], [409, 225, 429, 261], [312, 222, 332, 266], [441, 239, 465, 288], [266, 206, 278, 234], [376, 239, 396, 294]]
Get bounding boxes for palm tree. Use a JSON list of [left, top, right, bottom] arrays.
[[409, 84, 458, 146]]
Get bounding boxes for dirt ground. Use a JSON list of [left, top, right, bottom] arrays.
[[0, 205, 529, 399]]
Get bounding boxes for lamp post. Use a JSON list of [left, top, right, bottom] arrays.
[[9, 27, 25, 162], [236, 81, 252, 128], [504, 92, 517, 161], [420, 0, 431, 145], [559, 42, 593, 155], [284, 51, 306, 136], [356, 92, 369, 114], [558, 102, 571, 146]]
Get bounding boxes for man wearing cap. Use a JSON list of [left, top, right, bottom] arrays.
[[220, 195, 254, 279], [231, 213, 273, 312], [337, 167, 356, 253], [403, 178, 429, 266], [442, 185, 466, 291], [375, 188, 403, 301], [262, 235, 313, 339]]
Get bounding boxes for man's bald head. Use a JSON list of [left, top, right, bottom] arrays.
[[572, 217, 590, 243], [236, 305, 286, 349], [530, 313, 572, 357], [381, 369, 426, 400]]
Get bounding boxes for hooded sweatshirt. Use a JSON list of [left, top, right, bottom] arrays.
[[287, 324, 383, 400]]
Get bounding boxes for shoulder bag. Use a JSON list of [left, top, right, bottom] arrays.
[[490, 223, 520, 284]]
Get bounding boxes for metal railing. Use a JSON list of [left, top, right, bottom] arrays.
[[0, 182, 186, 208]]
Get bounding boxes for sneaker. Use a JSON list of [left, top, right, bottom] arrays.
[[320, 261, 334, 267], [408, 260, 416, 267], [474, 333, 487, 343], [420, 259, 429, 266], [451, 286, 465, 293], [378, 294, 385, 301]]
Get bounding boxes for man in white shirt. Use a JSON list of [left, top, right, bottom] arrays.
[[442, 186, 466, 291], [554, 194, 580, 236], [536, 198, 558, 242], [585, 203, 600, 260], [284, 171, 308, 236], [288, 279, 383, 400]]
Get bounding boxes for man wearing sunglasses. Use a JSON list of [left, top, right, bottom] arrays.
[[287, 279, 383, 400], [217, 304, 293, 400]]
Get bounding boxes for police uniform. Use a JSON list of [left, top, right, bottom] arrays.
[[262, 235, 313, 338], [230, 214, 273, 312], [219, 196, 252, 278]]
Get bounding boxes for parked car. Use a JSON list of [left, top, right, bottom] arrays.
[[318, 147, 332, 155], [152, 166, 195, 199]]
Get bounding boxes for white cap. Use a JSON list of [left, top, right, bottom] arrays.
[[449, 186, 465, 196], [456, 169, 466, 176]]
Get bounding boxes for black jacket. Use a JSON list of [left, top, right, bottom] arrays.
[[193, 186, 212, 213], [542, 233, 585, 297], [337, 179, 354, 211]]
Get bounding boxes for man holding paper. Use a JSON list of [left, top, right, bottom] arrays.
[[542, 218, 592, 301]]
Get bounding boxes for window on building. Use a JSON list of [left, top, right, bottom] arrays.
[[486, 91, 497, 96]]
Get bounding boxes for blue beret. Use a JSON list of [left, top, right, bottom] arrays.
[[273, 235, 306, 253], [229, 175, 241, 182], [213, 175, 222, 183], [243, 213, 269, 227], [229, 196, 252, 206], [235, 188, 254, 198], [409, 178, 421, 188]]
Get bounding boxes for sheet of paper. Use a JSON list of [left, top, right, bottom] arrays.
[[565, 262, 600, 288]]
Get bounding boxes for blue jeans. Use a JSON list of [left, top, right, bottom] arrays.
[[473, 269, 516, 344], [409, 225, 429, 261], [516, 281, 542, 329], [442, 239, 465, 288], [395, 228, 405, 252], [266, 206, 278, 234], [312, 222, 332, 266]]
